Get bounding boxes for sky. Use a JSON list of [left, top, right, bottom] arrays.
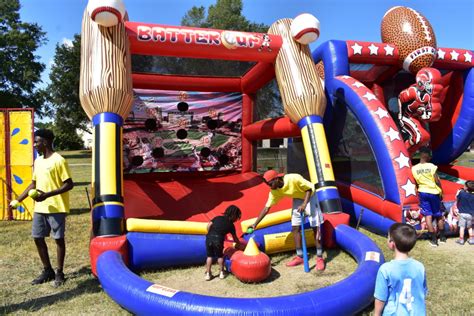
[[19, 0, 474, 90]]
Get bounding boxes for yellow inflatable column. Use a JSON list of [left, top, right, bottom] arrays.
[[0, 110, 34, 220]]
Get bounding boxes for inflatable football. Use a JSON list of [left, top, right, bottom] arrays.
[[381, 6, 437, 74]]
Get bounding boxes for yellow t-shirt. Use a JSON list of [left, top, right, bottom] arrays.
[[265, 174, 314, 207], [32, 152, 71, 213], [411, 162, 441, 195]]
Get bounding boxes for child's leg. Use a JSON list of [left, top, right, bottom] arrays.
[[288, 225, 303, 258], [205, 257, 213, 274], [312, 226, 322, 256], [290, 200, 303, 257], [437, 216, 446, 241], [217, 257, 224, 272], [425, 215, 435, 232], [308, 194, 323, 257], [458, 214, 468, 240]]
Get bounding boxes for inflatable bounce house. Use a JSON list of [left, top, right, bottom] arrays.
[[80, 1, 473, 314]]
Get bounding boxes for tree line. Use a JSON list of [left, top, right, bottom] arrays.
[[0, 0, 282, 150]]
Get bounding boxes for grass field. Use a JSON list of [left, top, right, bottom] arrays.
[[0, 150, 473, 315]]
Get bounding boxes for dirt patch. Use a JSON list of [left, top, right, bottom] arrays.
[[141, 249, 358, 298]]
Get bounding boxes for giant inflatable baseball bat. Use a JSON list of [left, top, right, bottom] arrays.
[[80, 0, 133, 236], [268, 15, 342, 213]]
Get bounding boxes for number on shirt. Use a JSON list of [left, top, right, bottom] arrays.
[[399, 278, 414, 311]]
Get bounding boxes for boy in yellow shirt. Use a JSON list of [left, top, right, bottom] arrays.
[[411, 147, 445, 247], [10, 129, 74, 286], [251, 170, 325, 270]]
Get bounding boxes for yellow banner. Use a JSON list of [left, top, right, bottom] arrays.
[[0, 112, 6, 219], [1, 110, 34, 220]]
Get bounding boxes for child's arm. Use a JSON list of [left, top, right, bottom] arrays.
[[207, 222, 212, 232], [297, 190, 312, 213], [230, 232, 240, 246], [251, 206, 270, 230], [434, 172, 443, 196], [373, 299, 385, 316]]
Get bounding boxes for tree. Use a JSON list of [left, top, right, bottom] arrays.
[[132, 0, 283, 119], [46, 34, 88, 134], [0, 0, 47, 114]]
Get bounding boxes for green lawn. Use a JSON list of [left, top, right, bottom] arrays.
[[0, 150, 472, 315]]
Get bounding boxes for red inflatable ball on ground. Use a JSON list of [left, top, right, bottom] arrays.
[[230, 238, 271, 283]]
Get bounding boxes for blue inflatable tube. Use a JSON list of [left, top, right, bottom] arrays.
[[128, 232, 206, 270], [433, 67, 474, 164], [341, 198, 396, 236], [97, 225, 384, 315]]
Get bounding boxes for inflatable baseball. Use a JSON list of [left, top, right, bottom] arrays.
[[87, 0, 126, 27]]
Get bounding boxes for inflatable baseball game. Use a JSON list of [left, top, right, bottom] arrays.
[[80, 1, 473, 314]]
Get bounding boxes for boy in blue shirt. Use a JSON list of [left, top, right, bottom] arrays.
[[374, 223, 427, 316], [454, 180, 474, 245]]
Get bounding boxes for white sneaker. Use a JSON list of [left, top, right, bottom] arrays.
[[219, 271, 225, 279], [205, 272, 212, 281]]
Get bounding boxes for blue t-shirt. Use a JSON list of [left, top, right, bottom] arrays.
[[457, 190, 474, 216], [374, 258, 427, 316]]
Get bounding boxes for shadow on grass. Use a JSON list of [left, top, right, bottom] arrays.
[[258, 268, 281, 283], [0, 267, 100, 314], [325, 248, 342, 264], [70, 208, 91, 215], [61, 151, 92, 159], [73, 182, 92, 187]]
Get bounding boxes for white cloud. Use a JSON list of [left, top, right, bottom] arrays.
[[62, 37, 73, 48]]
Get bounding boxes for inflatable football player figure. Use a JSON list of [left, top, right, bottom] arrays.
[[397, 67, 443, 154]]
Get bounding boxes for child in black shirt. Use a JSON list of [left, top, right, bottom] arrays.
[[205, 205, 242, 280]]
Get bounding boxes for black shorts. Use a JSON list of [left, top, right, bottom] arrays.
[[206, 237, 224, 258]]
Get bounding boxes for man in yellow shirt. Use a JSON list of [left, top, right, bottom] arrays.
[[411, 147, 445, 247], [10, 129, 74, 286], [251, 170, 325, 270]]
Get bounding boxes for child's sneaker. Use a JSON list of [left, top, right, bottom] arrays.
[[205, 272, 212, 281], [439, 236, 447, 244], [286, 256, 304, 267], [219, 271, 225, 279], [468, 238, 474, 245], [428, 239, 438, 247], [316, 257, 326, 271], [31, 267, 55, 285], [455, 239, 465, 245], [54, 270, 65, 287]]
